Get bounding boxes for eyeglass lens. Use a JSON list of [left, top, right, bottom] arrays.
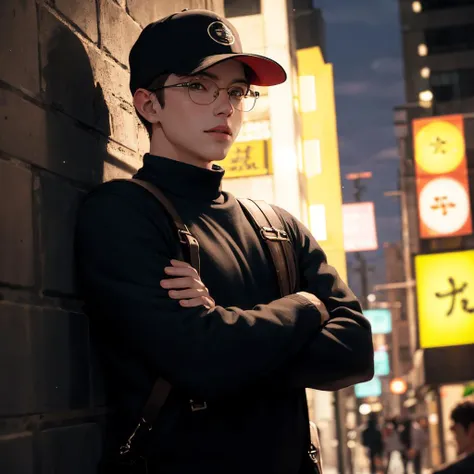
[[186, 77, 257, 112]]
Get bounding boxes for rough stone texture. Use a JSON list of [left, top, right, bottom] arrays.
[[127, 0, 208, 27], [137, 121, 150, 157], [0, 432, 35, 474], [39, 172, 85, 295], [103, 139, 140, 181], [55, 0, 99, 43], [86, 42, 132, 108], [107, 98, 138, 151], [40, 423, 102, 474], [0, 303, 36, 416], [206, 0, 225, 16], [41, 107, 107, 185], [0, 88, 49, 167], [0, 160, 34, 287], [0, 0, 39, 96], [0, 89, 103, 187], [0, 1, 224, 471], [99, 0, 142, 66], [39, 7, 101, 129], [32, 309, 91, 412]]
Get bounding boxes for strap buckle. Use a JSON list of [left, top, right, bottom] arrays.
[[260, 226, 289, 241], [309, 443, 320, 463], [177, 227, 194, 245], [119, 417, 152, 456], [189, 400, 208, 412]]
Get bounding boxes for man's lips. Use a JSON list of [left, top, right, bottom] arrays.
[[205, 126, 232, 136]]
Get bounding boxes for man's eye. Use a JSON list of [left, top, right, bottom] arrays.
[[229, 87, 246, 98], [189, 82, 207, 91]]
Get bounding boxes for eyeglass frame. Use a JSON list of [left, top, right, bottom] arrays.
[[148, 76, 260, 112]]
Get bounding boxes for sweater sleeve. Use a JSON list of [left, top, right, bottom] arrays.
[[270, 206, 375, 391], [74, 186, 323, 400]]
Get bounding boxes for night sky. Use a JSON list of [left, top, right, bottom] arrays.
[[313, 0, 405, 294]]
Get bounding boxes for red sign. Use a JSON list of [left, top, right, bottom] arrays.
[[413, 115, 472, 238]]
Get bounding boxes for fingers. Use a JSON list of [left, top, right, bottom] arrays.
[[180, 296, 215, 309], [160, 276, 204, 290], [168, 288, 208, 300], [165, 260, 198, 277], [170, 259, 191, 268], [162, 260, 215, 310]]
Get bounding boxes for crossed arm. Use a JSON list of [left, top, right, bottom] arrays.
[[162, 259, 373, 393], [154, 210, 374, 392], [75, 185, 373, 399]]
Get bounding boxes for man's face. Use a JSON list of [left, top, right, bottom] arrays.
[[152, 60, 246, 168], [451, 421, 474, 455]]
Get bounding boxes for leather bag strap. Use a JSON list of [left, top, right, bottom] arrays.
[[128, 178, 200, 275], [238, 198, 298, 297]]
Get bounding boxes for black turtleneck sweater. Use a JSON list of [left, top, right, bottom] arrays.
[[75, 154, 373, 474]]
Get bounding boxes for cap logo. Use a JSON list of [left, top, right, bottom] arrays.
[[207, 21, 235, 46]]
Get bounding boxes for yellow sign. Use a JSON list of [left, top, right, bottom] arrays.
[[221, 139, 272, 179], [415, 250, 474, 348], [414, 119, 465, 175]]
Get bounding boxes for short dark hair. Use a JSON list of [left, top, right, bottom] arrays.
[[136, 64, 254, 139], [451, 401, 474, 432]]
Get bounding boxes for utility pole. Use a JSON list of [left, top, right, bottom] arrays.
[[346, 172, 373, 309]]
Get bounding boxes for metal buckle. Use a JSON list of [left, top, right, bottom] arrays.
[[177, 228, 193, 245], [260, 226, 289, 241], [119, 417, 152, 456], [189, 400, 208, 412], [309, 444, 320, 463]]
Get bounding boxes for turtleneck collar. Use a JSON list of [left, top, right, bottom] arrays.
[[134, 154, 225, 202]]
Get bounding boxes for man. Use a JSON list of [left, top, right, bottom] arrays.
[[383, 418, 405, 474], [399, 417, 427, 474], [362, 413, 384, 474], [434, 401, 474, 474], [75, 9, 374, 474]]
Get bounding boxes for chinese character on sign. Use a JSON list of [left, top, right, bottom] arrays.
[[229, 145, 258, 173], [430, 196, 456, 216], [435, 277, 474, 316], [429, 136, 447, 155]]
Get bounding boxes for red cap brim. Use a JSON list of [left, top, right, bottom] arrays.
[[192, 53, 287, 86]]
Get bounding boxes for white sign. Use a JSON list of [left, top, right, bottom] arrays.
[[342, 202, 378, 252]]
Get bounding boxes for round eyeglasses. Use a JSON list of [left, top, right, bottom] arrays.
[[150, 77, 260, 112]]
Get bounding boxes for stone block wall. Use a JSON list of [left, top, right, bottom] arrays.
[[0, 0, 223, 472]]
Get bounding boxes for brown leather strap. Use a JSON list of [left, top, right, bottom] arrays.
[[238, 198, 298, 297], [115, 180, 298, 438], [117, 178, 202, 428], [127, 178, 200, 275]]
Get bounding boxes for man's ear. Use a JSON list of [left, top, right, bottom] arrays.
[[133, 88, 161, 125]]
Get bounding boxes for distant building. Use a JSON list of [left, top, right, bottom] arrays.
[[399, 0, 474, 115], [395, 1, 474, 467]]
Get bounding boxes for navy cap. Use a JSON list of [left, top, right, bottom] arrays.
[[129, 9, 287, 94]]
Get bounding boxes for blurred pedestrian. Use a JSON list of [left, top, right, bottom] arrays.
[[383, 418, 404, 473], [362, 413, 384, 474], [433, 401, 474, 474], [399, 417, 426, 474]]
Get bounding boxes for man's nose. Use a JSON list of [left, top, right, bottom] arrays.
[[213, 88, 234, 115]]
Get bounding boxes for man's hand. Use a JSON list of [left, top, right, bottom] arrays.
[[160, 259, 215, 309]]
